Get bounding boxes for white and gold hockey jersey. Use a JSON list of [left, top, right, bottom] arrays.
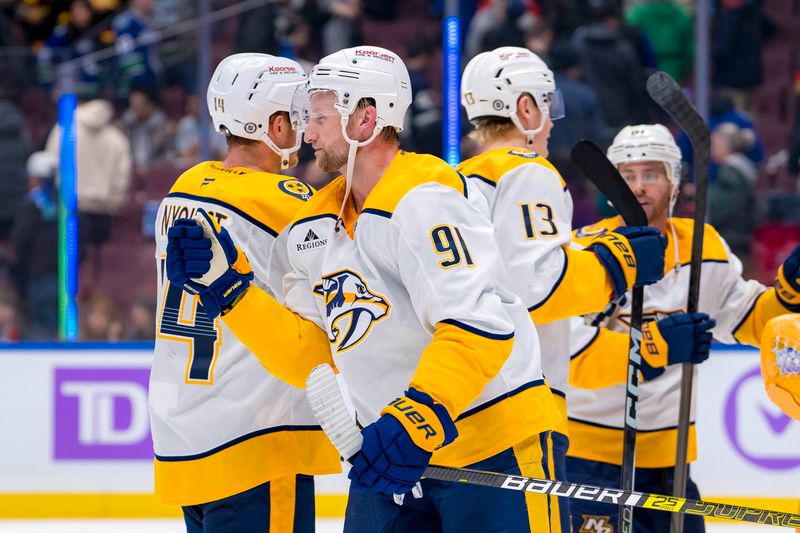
[[459, 147, 617, 431], [150, 161, 339, 505], [224, 150, 560, 468], [567, 216, 794, 468]]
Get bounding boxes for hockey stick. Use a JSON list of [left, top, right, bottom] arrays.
[[571, 139, 647, 533], [305, 364, 800, 529], [646, 71, 711, 533]]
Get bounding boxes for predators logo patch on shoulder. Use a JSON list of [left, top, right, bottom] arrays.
[[579, 515, 614, 533], [507, 149, 540, 159], [576, 224, 608, 238], [279, 179, 313, 201], [313, 269, 390, 353]]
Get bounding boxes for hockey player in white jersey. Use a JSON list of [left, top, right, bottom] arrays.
[[151, 54, 339, 532], [166, 45, 563, 532], [566, 124, 800, 532], [458, 46, 668, 532]]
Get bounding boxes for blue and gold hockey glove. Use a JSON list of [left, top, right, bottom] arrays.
[[588, 226, 667, 300], [165, 208, 253, 319], [639, 312, 716, 380], [348, 388, 458, 495], [776, 244, 800, 311]]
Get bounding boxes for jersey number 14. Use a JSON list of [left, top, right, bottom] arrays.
[[157, 259, 221, 384]]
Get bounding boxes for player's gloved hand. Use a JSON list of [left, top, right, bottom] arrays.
[[588, 226, 667, 299], [639, 312, 716, 380], [348, 388, 458, 495], [166, 208, 253, 319], [776, 244, 800, 311]]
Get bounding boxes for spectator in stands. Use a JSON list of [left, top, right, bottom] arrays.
[[45, 97, 132, 272], [11, 152, 59, 340], [321, 0, 362, 55], [677, 93, 765, 182], [0, 99, 29, 242], [465, 0, 530, 59], [524, 19, 555, 59], [712, 0, 776, 117], [571, 0, 652, 129], [626, 0, 693, 83], [121, 87, 171, 170], [174, 94, 227, 168], [37, 0, 106, 97], [547, 41, 610, 158], [123, 295, 155, 340], [79, 293, 122, 340], [112, 0, 161, 97], [0, 287, 20, 341], [788, 70, 800, 182], [710, 122, 758, 266]]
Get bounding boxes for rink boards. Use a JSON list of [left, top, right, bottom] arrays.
[[0, 342, 797, 518]]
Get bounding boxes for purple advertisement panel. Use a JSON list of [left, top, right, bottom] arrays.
[[54, 368, 153, 460]]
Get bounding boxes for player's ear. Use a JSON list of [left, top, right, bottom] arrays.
[[517, 94, 539, 124]]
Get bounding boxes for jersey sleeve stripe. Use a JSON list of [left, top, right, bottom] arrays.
[[167, 192, 279, 237], [527, 247, 569, 312], [290, 213, 338, 231], [465, 173, 498, 188], [457, 172, 469, 198], [569, 327, 600, 360], [361, 207, 393, 219], [456, 378, 546, 420], [439, 318, 514, 340], [731, 288, 769, 338], [154, 424, 323, 462], [567, 416, 696, 434]]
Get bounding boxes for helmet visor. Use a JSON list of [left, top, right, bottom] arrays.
[[542, 89, 565, 121]]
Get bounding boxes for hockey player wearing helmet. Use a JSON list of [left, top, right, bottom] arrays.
[[458, 46, 668, 533], [166, 45, 563, 532], [566, 124, 800, 533], [150, 53, 340, 532]]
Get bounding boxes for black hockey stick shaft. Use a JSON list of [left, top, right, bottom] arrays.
[[423, 465, 800, 529], [646, 71, 710, 533], [306, 364, 800, 531], [571, 140, 648, 533]]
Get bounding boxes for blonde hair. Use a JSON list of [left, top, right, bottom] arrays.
[[468, 116, 517, 146]]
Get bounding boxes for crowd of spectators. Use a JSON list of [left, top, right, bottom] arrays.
[[0, 0, 797, 341]]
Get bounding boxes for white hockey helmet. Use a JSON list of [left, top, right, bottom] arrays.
[[302, 46, 412, 140], [607, 124, 682, 187], [207, 53, 307, 169], [461, 46, 564, 144]]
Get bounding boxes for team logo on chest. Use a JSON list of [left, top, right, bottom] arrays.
[[313, 269, 391, 352]]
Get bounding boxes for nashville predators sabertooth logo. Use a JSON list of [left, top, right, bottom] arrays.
[[313, 269, 390, 352]]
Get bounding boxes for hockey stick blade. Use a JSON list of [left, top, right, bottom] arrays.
[[304, 365, 800, 529], [646, 71, 711, 533], [306, 364, 362, 463], [570, 140, 647, 226]]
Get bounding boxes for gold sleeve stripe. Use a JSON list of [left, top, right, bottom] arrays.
[[410, 321, 514, 419], [568, 328, 629, 390], [529, 247, 615, 323], [221, 286, 334, 389], [733, 288, 794, 346]]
